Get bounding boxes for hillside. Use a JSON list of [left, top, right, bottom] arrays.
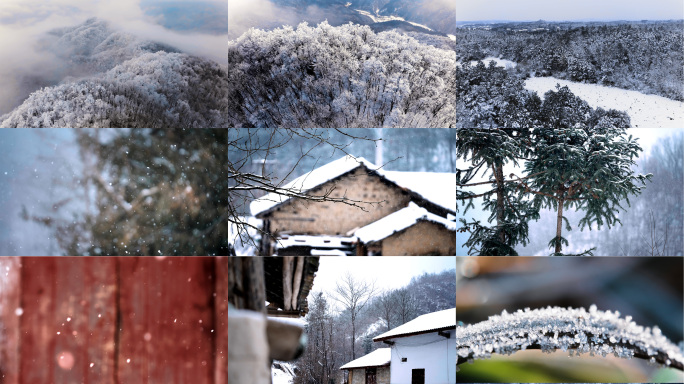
[[0, 18, 228, 128], [227, 22, 456, 128]]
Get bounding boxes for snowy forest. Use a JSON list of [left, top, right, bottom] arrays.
[[0, 129, 228, 256], [456, 128, 684, 256], [277, 267, 456, 384]]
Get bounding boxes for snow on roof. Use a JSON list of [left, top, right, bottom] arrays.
[[373, 308, 456, 342], [250, 155, 378, 216], [339, 348, 391, 370], [268, 316, 307, 328], [354, 203, 456, 244], [250, 155, 456, 217], [383, 171, 456, 213], [275, 235, 355, 250]]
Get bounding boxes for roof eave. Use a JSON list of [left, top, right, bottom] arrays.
[[373, 325, 456, 342]]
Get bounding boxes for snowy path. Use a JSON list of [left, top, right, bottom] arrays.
[[524, 77, 684, 128]]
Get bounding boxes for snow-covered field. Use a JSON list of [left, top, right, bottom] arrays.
[[525, 77, 684, 128], [457, 56, 517, 69]]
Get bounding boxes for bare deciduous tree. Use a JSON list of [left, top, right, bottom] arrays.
[[330, 272, 376, 360], [394, 287, 417, 325], [375, 290, 397, 331]]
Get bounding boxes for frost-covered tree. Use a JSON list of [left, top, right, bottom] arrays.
[[523, 127, 652, 255], [227, 21, 456, 128], [0, 52, 229, 128]]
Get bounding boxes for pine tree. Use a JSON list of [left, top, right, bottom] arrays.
[[456, 128, 539, 255], [523, 127, 652, 255], [73, 128, 228, 255]]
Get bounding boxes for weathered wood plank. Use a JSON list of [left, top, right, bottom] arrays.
[[0, 257, 21, 384], [214, 257, 228, 384], [19, 257, 117, 384], [117, 257, 215, 384]]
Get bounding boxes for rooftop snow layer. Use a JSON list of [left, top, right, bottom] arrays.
[[355, 203, 457, 244], [383, 171, 456, 213], [340, 348, 392, 370], [250, 155, 378, 216], [373, 308, 456, 341], [275, 235, 356, 250], [250, 155, 456, 217]]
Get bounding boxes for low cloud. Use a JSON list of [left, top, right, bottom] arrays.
[[0, 0, 227, 115]]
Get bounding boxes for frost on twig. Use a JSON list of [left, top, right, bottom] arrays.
[[456, 306, 684, 371]]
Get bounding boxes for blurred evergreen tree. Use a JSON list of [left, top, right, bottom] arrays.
[[69, 128, 227, 256]]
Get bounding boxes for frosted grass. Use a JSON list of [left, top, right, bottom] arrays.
[[456, 306, 684, 371]]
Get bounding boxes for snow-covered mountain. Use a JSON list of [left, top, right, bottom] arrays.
[[239, 0, 454, 38], [0, 18, 227, 128]]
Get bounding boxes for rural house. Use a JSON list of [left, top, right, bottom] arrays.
[[250, 155, 456, 256], [340, 348, 392, 384], [370, 308, 456, 384]]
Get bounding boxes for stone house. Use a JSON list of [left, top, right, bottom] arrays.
[[251, 155, 456, 256], [340, 348, 392, 384]]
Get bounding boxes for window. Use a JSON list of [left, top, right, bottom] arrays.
[[401, 357, 407, 362], [411, 368, 425, 384]]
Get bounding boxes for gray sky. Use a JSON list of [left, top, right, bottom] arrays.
[[457, 0, 683, 22], [310, 256, 455, 311]]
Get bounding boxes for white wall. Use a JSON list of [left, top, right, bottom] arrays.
[[388, 330, 455, 384]]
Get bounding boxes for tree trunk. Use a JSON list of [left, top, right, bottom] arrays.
[[495, 165, 506, 247], [556, 196, 564, 254]]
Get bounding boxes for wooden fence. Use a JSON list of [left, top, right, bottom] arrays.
[[0, 257, 227, 384]]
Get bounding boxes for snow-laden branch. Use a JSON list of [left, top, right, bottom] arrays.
[[457, 306, 684, 371]]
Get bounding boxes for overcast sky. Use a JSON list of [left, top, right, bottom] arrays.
[[457, 0, 683, 22], [310, 256, 455, 311]]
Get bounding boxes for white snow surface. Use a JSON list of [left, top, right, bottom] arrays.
[[272, 361, 295, 384], [525, 77, 684, 128], [374, 308, 456, 341], [475, 57, 517, 69], [268, 316, 307, 328], [310, 249, 349, 256], [340, 348, 392, 369], [275, 235, 355, 250], [457, 57, 517, 69], [383, 171, 456, 213], [355, 202, 456, 243], [250, 155, 456, 217]]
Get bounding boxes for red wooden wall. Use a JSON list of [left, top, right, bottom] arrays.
[[0, 257, 227, 384]]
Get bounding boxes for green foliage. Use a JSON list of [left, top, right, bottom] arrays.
[[458, 125, 652, 255], [525, 126, 652, 253], [457, 128, 539, 256], [75, 129, 228, 256]]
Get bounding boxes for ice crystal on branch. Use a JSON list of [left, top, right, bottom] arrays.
[[456, 306, 683, 370]]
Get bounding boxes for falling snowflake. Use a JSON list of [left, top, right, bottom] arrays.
[[456, 306, 683, 370]]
